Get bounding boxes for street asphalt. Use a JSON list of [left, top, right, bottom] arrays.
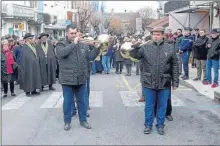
[[2, 67, 220, 145]]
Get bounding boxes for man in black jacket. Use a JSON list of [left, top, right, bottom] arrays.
[[130, 27, 179, 135], [56, 24, 100, 131], [192, 29, 208, 82], [204, 29, 220, 88]]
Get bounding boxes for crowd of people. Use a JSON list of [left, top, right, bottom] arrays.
[[1, 23, 220, 135]]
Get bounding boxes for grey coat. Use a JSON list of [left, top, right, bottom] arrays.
[[56, 39, 100, 85], [114, 45, 124, 62], [20, 44, 42, 92], [130, 41, 179, 89]]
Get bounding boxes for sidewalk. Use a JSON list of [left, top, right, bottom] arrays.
[[180, 67, 220, 102]]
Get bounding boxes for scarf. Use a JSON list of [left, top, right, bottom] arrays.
[[41, 42, 48, 57], [3, 48, 14, 74]]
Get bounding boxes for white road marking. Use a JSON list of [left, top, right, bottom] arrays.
[[171, 94, 185, 106], [40, 92, 62, 108], [53, 91, 103, 108], [89, 91, 103, 107], [120, 91, 144, 107], [120, 91, 185, 107], [2, 93, 31, 110]]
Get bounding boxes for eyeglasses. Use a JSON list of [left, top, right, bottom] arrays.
[[68, 32, 77, 35]]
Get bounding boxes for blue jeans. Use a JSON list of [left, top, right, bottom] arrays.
[[206, 59, 219, 85], [92, 61, 96, 74], [181, 51, 190, 77], [144, 88, 170, 128], [62, 84, 87, 124], [85, 76, 90, 111], [102, 56, 111, 73]]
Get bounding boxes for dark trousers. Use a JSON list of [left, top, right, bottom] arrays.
[[116, 61, 123, 72], [136, 62, 140, 75], [125, 64, 132, 75], [154, 90, 172, 116], [56, 64, 59, 78], [3, 82, 15, 94], [110, 55, 116, 68]]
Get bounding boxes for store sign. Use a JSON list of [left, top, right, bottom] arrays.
[[19, 23, 24, 30], [66, 20, 71, 25], [136, 18, 142, 31]]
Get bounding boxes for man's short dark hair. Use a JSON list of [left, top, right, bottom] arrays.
[[177, 29, 182, 32], [66, 24, 77, 32]]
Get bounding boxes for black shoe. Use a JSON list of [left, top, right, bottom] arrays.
[[157, 127, 164, 135], [193, 78, 200, 81], [166, 115, 173, 121], [115, 71, 119, 74], [144, 127, 152, 134], [119, 71, 122, 74], [86, 112, 90, 117], [71, 111, 77, 117], [80, 122, 92, 129], [26, 92, 31, 97], [11, 93, 16, 96], [182, 76, 189, 80], [31, 91, 40, 95], [64, 123, 71, 131], [2, 94, 7, 98], [49, 86, 56, 90]]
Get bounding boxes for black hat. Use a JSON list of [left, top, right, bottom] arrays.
[[185, 27, 192, 31], [38, 32, 49, 39], [211, 28, 220, 34], [23, 33, 34, 39]]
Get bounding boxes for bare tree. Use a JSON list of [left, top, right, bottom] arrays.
[[126, 22, 136, 36], [108, 16, 122, 35], [138, 6, 156, 31], [90, 12, 102, 35], [77, 4, 93, 33]]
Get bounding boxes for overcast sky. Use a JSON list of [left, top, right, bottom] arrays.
[[105, 1, 159, 13]]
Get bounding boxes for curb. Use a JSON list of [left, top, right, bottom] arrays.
[[180, 78, 220, 103], [179, 79, 198, 92], [214, 91, 220, 103]]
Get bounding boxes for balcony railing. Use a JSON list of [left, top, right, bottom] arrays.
[[2, 3, 34, 18]]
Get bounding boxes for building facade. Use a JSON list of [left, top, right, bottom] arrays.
[[2, 1, 35, 38]]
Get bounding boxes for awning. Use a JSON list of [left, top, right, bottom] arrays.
[[175, 7, 209, 13], [44, 25, 66, 30], [146, 17, 169, 29]]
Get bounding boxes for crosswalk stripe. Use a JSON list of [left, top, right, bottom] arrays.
[[120, 91, 143, 107], [2, 90, 184, 110], [2, 93, 31, 110], [40, 92, 62, 108], [48, 91, 103, 108], [54, 96, 63, 108], [89, 91, 103, 107], [171, 94, 185, 106]]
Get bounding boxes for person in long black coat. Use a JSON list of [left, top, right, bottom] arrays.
[[35, 33, 56, 91], [20, 33, 42, 96]]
